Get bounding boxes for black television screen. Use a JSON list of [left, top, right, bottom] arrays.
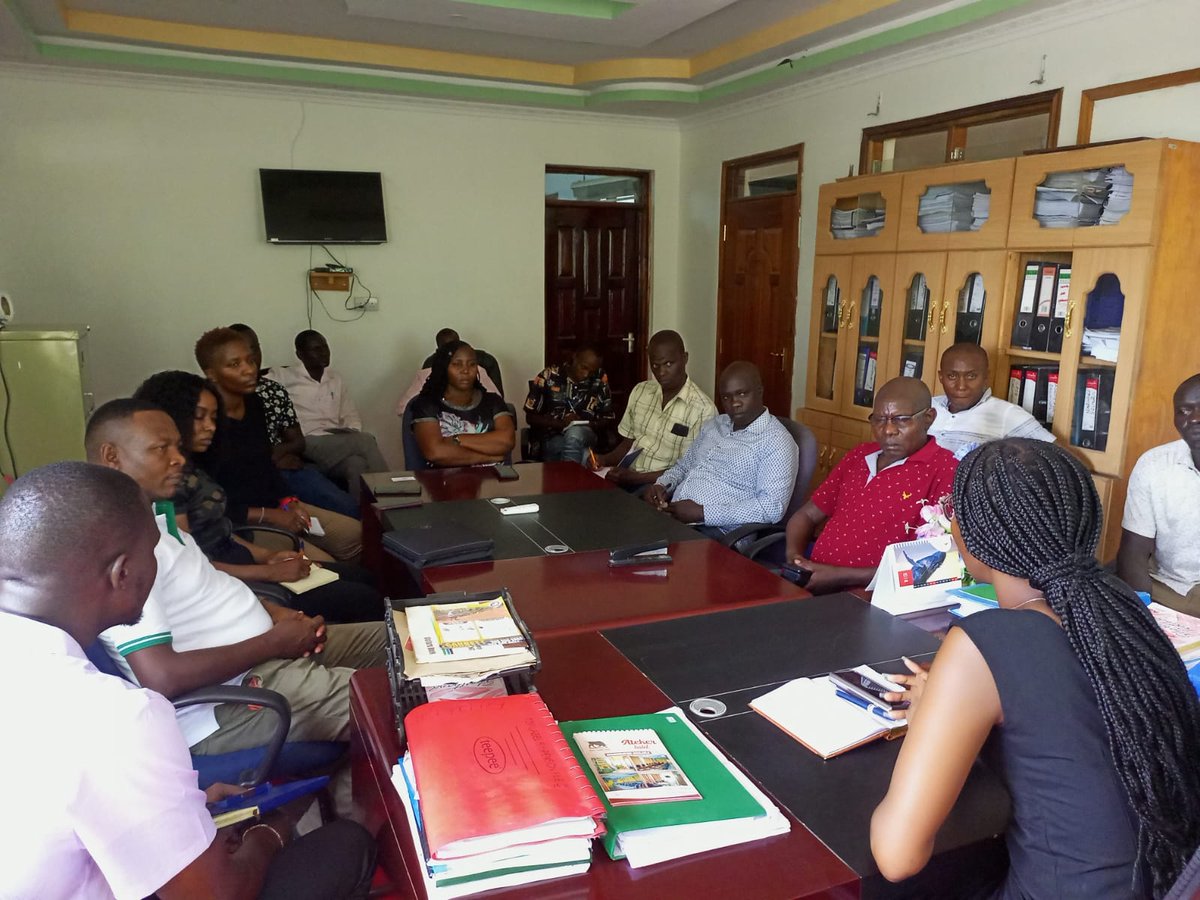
[[259, 169, 387, 244]]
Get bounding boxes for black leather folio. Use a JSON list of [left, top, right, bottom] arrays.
[[382, 522, 494, 567]]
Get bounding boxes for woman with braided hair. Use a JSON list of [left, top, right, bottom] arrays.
[[871, 438, 1200, 898]]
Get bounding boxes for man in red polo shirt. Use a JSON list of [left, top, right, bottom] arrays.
[[785, 377, 957, 594]]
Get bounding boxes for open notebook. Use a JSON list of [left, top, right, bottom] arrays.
[[750, 676, 906, 759]]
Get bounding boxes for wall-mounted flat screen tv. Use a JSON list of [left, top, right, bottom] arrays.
[[259, 169, 387, 244]]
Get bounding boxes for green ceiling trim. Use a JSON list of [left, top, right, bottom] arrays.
[[450, 0, 633, 18], [35, 41, 589, 107], [30, 0, 1041, 112], [586, 88, 699, 107], [701, 0, 1039, 102]]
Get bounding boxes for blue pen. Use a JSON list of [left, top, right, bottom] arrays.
[[835, 688, 896, 722]]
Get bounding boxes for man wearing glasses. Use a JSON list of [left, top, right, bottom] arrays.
[[784, 377, 957, 594]]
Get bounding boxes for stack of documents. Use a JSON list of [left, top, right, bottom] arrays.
[[831, 202, 886, 239], [916, 181, 989, 233], [1146, 602, 1200, 664], [392, 599, 536, 687], [1081, 327, 1121, 361], [560, 709, 790, 868], [1034, 166, 1131, 228], [393, 694, 605, 898]]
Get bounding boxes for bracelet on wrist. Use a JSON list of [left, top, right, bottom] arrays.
[[243, 822, 284, 849]]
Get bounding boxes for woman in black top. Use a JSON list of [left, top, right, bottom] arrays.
[[410, 340, 515, 467], [872, 439, 1200, 898], [193, 328, 363, 563], [134, 370, 382, 623]]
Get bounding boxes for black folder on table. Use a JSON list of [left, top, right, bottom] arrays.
[[1046, 265, 1072, 354], [362, 472, 422, 496], [1029, 262, 1059, 352], [1071, 369, 1115, 451], [382, 522, 494, 568], [1010, 262, 1040, 350]]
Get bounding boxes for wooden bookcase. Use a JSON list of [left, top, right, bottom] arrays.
[[799, 138, 1200, 559]]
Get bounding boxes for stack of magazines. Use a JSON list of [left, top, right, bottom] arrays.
[[391, 694, 605, 898]]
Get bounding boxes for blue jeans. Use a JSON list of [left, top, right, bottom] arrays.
[[281, 465, 360, 519], [542, 425, 597, 465]]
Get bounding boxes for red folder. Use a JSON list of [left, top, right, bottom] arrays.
[[406, 694, 605, 859]]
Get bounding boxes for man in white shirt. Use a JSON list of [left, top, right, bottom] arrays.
[[85, 399, 386, 818], [1118, 374, 1200, 615], [927, 343, 1054, 459], [0, 461, 375, 899], [274, 329, 389, 502]]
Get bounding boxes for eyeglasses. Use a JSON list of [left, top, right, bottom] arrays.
[[867, 407, 929, 428]]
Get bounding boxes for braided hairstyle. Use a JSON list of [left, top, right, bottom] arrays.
[[953, 438, 1200, 895], [419, 339, 481, 401], [133, 370, 225, 457]]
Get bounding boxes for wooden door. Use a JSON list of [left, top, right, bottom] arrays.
[[545, 202, 645, 418], [717, 194, 798, 413]]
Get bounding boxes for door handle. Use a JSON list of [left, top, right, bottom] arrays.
[[1064, 301, 1076, 339], [845, 301, 857, 330], [927, 299, 938, 332], [940, 300, 950, 334], [624, 332, 635, 352], [769, 349, 786, 372], [836, 301, 846, 329]]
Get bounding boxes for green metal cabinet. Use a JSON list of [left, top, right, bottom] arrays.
[[0, 327, 92, 477]]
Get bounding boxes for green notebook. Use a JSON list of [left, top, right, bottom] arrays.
[[559, 711, 764, 861]]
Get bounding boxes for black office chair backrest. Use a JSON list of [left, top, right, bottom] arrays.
[[775, 416, 818, 520]]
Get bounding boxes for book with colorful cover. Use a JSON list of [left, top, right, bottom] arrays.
[[571, 728, 701, 805], [559, 711, 776, 864], [406, 597, 529, 664], [405, 693, 605, 860]]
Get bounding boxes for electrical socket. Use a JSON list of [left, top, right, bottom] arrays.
[[364, 297, 379, 311]]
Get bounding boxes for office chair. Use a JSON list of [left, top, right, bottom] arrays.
[[718, 416, 818, 556], [84, 642, 345, 789]]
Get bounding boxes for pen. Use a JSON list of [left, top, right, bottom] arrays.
[[834, 688, 896, 722]]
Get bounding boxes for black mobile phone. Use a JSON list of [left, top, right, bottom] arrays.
[[779, 562, 812, 587], [494, 464, 520, 481], [829, 667, 909, 710]]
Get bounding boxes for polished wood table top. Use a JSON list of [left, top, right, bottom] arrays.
[[415, 461, 614, 502], [422, 538, 811, 637], [350, 633, 860, 900]]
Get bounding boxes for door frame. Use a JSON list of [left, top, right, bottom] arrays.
[[716, 143, 804, 412], [544, 165, 651, 384]]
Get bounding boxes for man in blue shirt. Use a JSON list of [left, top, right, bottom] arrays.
[[644, 361, 798, 536]]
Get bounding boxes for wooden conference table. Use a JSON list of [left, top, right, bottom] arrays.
[[363, 462, 811, 633], [351, 594, 1010, 899]]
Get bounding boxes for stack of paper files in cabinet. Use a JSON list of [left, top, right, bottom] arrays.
[[916, 182, 989, 233], [1082, 327, 1121, 361], [1034, 167, 1131, 228], [392, 694, 605, 898], [831, 203, 886, 238], [559, 709, 790, 868]]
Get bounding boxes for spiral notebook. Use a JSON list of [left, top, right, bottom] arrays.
[[405, 693, 605, 860]]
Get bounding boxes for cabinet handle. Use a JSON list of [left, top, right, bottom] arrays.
[[845, 301, 857, 330], [927, 299, 938, 332], [836, 301, 846, 329], [1064, 300, 1076, 339], [939, 300, 949, 334]]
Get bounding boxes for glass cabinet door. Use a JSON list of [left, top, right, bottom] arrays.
[[941, 251, 1008, 363], [842, 255, 897, 416], [1057, 247, 1149, 475], [888, 253, 946, 390], [806, 255, 854, 413]]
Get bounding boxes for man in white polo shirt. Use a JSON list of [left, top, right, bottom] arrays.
[[1118, 374, 1200, 615], [928, 343, 1054, 460], [85, 399, 386, 818]]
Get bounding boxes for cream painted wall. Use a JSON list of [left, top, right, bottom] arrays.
[[0, 68, 681, 466], [678, 0, 1200, 410]]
